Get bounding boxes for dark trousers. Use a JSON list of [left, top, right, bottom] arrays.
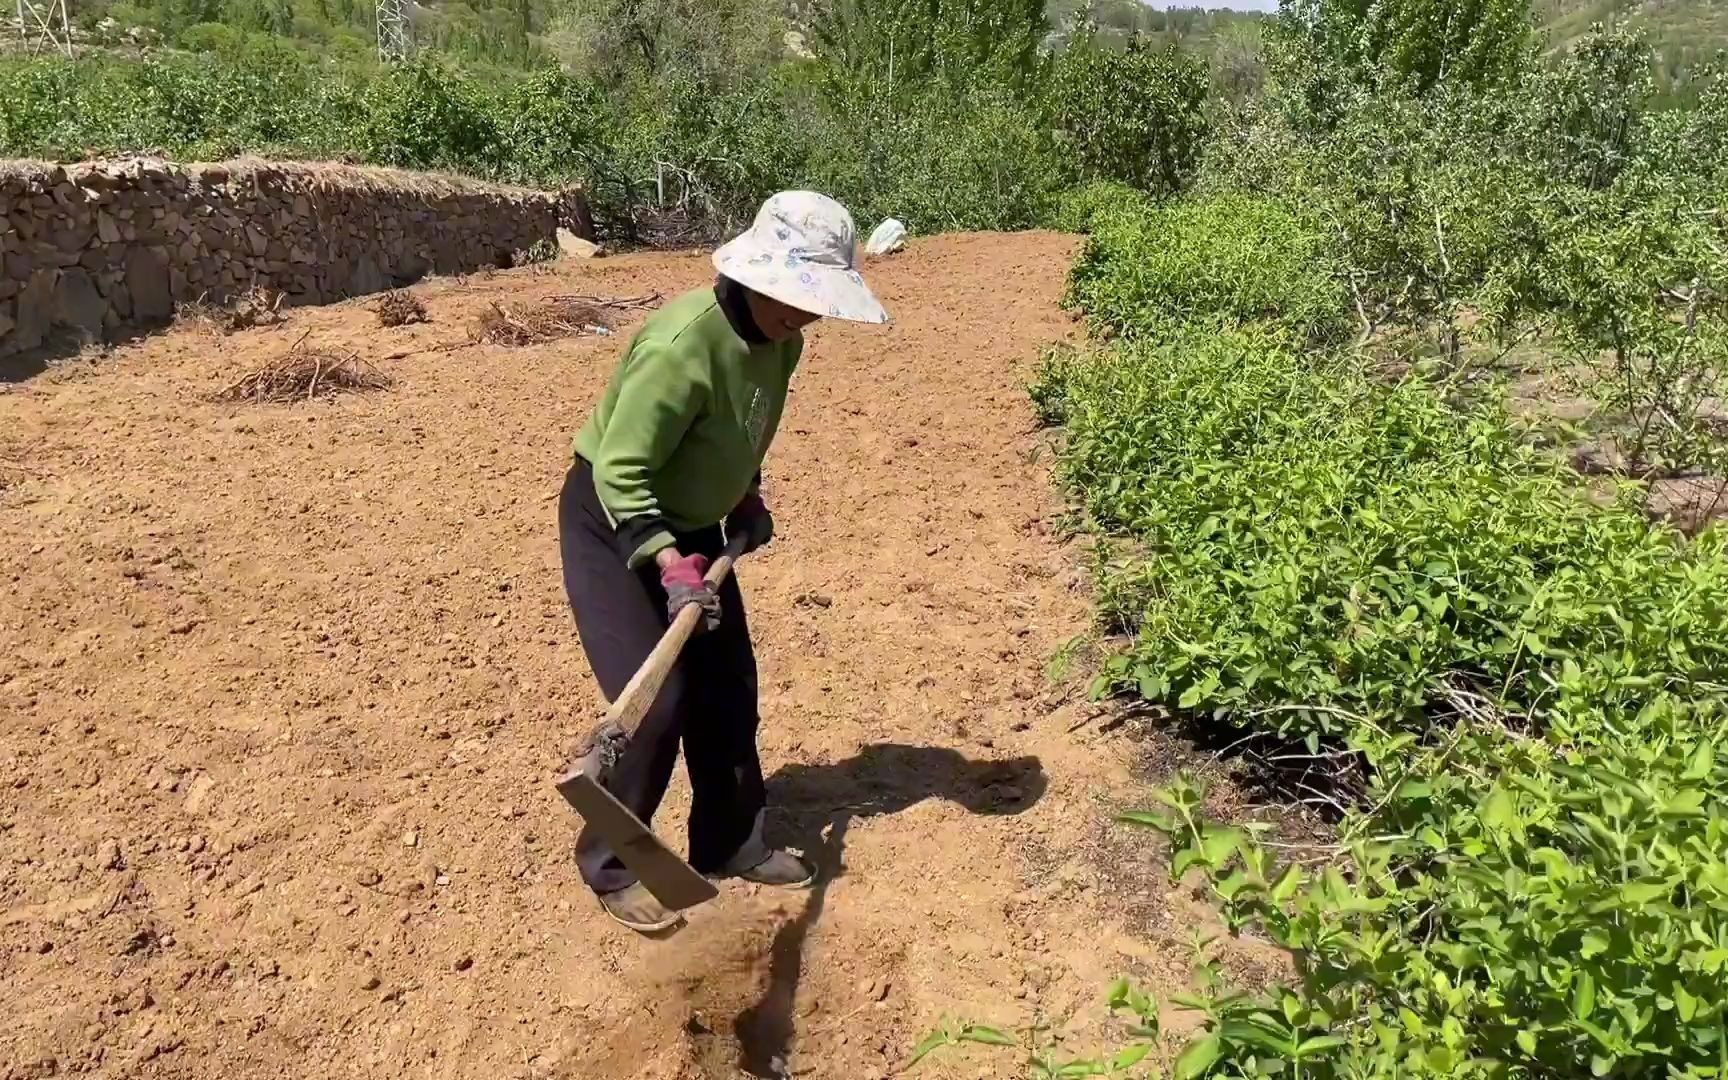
[[558, 460, 765, 895]]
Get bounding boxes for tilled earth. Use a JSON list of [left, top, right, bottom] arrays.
[[1, 233, 1277, 1080]]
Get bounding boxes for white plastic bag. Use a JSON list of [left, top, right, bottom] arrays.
[[865, 218, 907, 257]]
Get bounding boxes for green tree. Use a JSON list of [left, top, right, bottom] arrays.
[[1046, 35, 1211, 197], [1280, 0, 1536, 93], [807, 0, 1047, 93]]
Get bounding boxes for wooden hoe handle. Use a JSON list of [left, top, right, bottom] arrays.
[[604, 531, 750, 738]]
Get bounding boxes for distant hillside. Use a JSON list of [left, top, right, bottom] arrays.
[[1539, 0, 1727, 101]]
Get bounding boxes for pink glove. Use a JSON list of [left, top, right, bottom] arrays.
[[659, 553, 720, 631]]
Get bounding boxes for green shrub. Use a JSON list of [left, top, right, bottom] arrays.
[[1046, 36, 1211, 197], [950, 73, 1728, 1072], [802, 80, 1067, 235], [1049, 181, 1151, 234], [1048, 328, 1728, 743], [1128, 694, 1728, 1078], [1065, 194, 1347, 343], [355, 59, 501, 171], [1278, 0, 1536, 96]]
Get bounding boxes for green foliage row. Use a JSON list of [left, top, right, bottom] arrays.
[[1064, 194, 1345, 345], [1049, 197, 1728, 742], [1129, 701, 1728, 1078], [1009, 181, 1728, 1077], [0, 0, 1213, 241], [934, 4, 1728, 1072]]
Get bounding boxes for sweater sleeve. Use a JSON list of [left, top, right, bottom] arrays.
[[590, 341, 707, 567]]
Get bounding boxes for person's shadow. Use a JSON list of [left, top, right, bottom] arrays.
[[732, 743, 1047, 1077]]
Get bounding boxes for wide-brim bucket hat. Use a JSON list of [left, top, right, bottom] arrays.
[[713, 191, 890, 325]]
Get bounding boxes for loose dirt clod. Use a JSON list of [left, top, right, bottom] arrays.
[[373, 290, 428, 327], [210, 342, 391, 404]]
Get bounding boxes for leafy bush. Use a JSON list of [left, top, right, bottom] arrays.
[[807, 0, 1048, 96], [1521, 24, 1658, 192], [1279, 0, 1536, 95], [945, 57, 1728, 1070], [1049, 325, 1728, 743], [800, 79, 1068, 234], [493, 67, 616, 188], [1481, 178, 1728, 479], [1065, 194, 1347, 343], [354, 58, 501, 171], [1130, 695, 1728, 1078], [1049, 181, 1152, 235], [1046, 36, 1210, 197]]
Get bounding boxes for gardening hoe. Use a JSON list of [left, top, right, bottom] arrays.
[[553, 532, 750, 912]]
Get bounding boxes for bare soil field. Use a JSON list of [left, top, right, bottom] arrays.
[[0, 233, 1275, 1080]]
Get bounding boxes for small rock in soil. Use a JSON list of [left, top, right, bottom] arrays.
[[96, 839, 122, 870], [401, 830, 418, 848], [360, 970, 382, 991], [182, 774, 215, 815], [355, 867, 382, 887], [453, 954, 473, 972]]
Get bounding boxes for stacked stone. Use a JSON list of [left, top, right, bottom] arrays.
[[1, 158, 591, 357]]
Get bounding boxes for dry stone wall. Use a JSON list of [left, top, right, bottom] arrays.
[[0, 157, 593, 357]]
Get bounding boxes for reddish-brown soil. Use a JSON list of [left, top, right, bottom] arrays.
[[1, 234, 1274, 1080]]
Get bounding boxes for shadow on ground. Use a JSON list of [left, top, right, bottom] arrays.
[[732, 743, 1046, 1077]]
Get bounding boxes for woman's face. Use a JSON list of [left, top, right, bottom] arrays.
[[747, 290, 822, 342]]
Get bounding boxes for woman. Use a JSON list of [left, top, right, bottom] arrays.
[[559, 191, 890, 932]]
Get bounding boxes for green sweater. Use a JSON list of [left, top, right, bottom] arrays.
[[574, 286, 801, 567]]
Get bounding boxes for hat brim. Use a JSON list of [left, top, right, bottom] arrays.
[[712, 240, 889, 325]]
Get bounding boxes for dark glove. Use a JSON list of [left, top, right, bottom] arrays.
[[727, 492, 775, 554], [660, 553, 721, 633]]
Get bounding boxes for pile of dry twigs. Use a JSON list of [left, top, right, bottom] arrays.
[[472, 299, 611, 346], [210, 338, 391, 404], [374, 290, 429, 328], [178, 286, 288, 335]]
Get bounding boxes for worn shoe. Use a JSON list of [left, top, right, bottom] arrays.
[[728, 849, 816, 889], [597, 882, 683, 933]]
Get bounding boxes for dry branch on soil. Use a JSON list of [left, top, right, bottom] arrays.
[[210, 340, 391, 404], [177, 286, 287, 335], [549, 291, 664, 312], [471, 299, 613, 346], [374, 290, 429, 327]]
